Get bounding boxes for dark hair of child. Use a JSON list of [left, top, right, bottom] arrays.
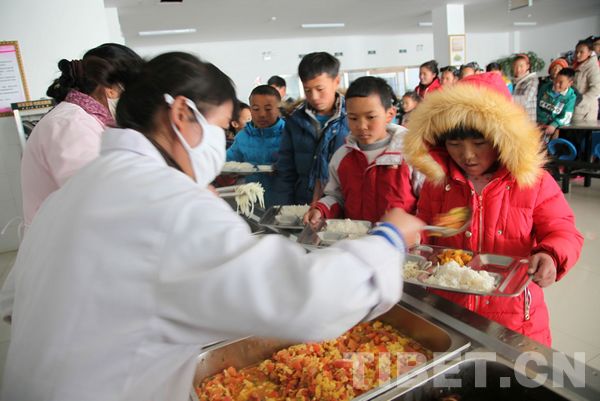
[[298, 52, 340, 82], [420, 60, 439, 77], [437, 127, 486, 146], [441, 65, 459, 76], [250, 84, 282, 101], [345, 76, 397, 109], [557, 68, 576, 80], [486, 62, 502, 72], [267, 75, 286, 88], [576, 38, 594, 51], [402, 91, 422, 104]]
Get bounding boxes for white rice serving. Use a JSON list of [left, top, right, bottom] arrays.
[[325, 219, 370, 235], [223, 161, 256, 172], [277, 205, 310, 219], [403, 260, 496, 292]]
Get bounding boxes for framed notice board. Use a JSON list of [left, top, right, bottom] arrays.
[[0, 41, 30, 117]]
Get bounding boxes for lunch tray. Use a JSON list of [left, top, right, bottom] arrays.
[[296, 219, 372, 249], [258, 205, 307, 231], [221, 164, 273, 175], [404, 245, 532, 297]]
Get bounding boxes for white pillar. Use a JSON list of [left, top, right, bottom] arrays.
[[509, 31, 521, 54], [433, 4, 465, 66]]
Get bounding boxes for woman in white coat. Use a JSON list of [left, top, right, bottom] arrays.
[[0, 52, 423, 401]]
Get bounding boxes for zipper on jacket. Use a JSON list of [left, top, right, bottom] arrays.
[[524, 287, 532, 321], [477, 194, 483, 253]]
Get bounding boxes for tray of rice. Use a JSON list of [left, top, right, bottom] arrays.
[[403, 245, 532, 297], [259, 205, 310, 230], [221, 162, 273, 175], [191, 304, 470, 401], [297, 219, 372, 248]]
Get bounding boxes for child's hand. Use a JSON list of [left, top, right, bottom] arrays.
[[544, 125, 557, 136], [380, 209, 424, 247], [528, 252, 557, 287], [303, 209, 322, 226]]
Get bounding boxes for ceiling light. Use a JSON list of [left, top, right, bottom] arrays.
[[301, 23, 345, 29], [418, 22, 433, 27], [138, 28, 197, 36], [513, 21, 537, 26]]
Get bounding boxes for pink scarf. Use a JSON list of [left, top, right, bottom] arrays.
[[64, 90, 114, 127]]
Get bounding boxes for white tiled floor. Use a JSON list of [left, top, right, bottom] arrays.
[[0, 180, 598, 380]]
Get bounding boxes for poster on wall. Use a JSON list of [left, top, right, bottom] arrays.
[[449, 35, 466, 67], [0, 41, 30, 117]]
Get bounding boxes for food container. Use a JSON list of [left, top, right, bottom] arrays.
[[221, 164, 273, 175], [296, 219, 372, 249], [258, 206, 306, 231], [405, 245, 532, 297], [191, 304, 471, 401]]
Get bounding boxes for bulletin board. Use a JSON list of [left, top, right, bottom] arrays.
[[0, 41, 30, 117]]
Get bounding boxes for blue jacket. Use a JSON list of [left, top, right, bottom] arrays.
[[273, 95, 350, 205], [226, 118, 285, 207]]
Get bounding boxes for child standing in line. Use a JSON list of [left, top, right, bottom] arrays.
[[512, 54, 539, 122], [400, 91, 422, 126], [537, 68, 577, 141], [273, 52, 350, 205], [227, 85, 285, 207], [225, 101, 251, 147], [304, 77, 422, 225], [415, 60, 441, 98], [440, 66, 459, 87], [403, 72, 583, 346]]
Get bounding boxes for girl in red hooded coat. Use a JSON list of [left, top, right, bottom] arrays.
[[403, 72, 584, 347]]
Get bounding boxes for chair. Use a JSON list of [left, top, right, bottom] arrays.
[[547, 138, 578, 161]]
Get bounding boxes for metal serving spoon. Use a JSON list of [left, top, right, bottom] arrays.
[[423, 207, 472, 238]]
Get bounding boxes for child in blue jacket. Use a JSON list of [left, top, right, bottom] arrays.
[[227, 85, 285, 207]]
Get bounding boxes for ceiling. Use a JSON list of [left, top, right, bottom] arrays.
[[105, 0, 600, 47]]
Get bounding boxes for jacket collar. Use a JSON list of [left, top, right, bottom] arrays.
[[244, 118, 285, 137], [345, 124, 407, 165], [514, 72, 537, 85], [100, 128, 167, 167]]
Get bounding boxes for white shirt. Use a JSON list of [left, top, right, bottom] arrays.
[[21, 101, 105, 227], [0, 128, 404, 401]]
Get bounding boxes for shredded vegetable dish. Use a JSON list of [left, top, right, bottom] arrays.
[[196, 321, 433, 401]]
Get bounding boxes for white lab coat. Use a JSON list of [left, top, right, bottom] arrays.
[[0, 128, 404, 401]]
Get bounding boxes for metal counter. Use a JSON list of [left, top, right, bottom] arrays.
[[215, 207, 600, 400]]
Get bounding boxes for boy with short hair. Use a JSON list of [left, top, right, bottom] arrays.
[[227, 85, 285, 207], [273, 52, 350, 205], [304, 77, 422, 224], [537, 68, 577, 141]]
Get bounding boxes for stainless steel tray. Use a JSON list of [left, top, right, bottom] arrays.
[[296, 219, 372, 249], [221, 164, 273, 175], [258, 206, 307, 231], [191, 304, 471, 401], [405, 245, 532, 297]]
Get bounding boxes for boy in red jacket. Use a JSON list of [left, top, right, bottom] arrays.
[[304, 76, 422, 224], [402, 72, 584, 347]]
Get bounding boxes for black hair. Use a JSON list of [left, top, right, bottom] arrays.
[[116, 52, 236, 134], [420, 60, 439, 76], [298, 52, 340, 82], [440, 66, 459, 76], [557, 67, 576, 80], [486, 62, 502, 72], [437, 127, 485, 145], [267, 75, 286, 88], [250, 84, 282, 101], [402, 91, 422, 103], [46, 43, 143, 102], [576, 38, 594, 51], [345, 76, 397, 109]]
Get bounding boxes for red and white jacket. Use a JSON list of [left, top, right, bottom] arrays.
[[314, 125, 423, 223]]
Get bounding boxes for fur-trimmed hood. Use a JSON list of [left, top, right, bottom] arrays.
[[402, 81, 546, 188]]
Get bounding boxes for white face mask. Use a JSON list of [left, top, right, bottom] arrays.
[[164, 94, 226, 187]]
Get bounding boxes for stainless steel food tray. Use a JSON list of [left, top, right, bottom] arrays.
[[258, 206, 306, 231], [405, 245, 533, 297], [221, 164, 273, 175], [191, 304, 471, 401], [296, 219, 372, 249]]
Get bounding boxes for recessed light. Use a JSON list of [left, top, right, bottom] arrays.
[[301, 23, 345, 29], [138, 28, 196, 36], [418, 22, 433, 27], [513, 21, 537, 26]]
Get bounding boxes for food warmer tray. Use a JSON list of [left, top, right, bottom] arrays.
[[258, 206, 306, 231], [404, 245, 533, 297], [190, 304, 471, 401], [221, 164, 273, 175]]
